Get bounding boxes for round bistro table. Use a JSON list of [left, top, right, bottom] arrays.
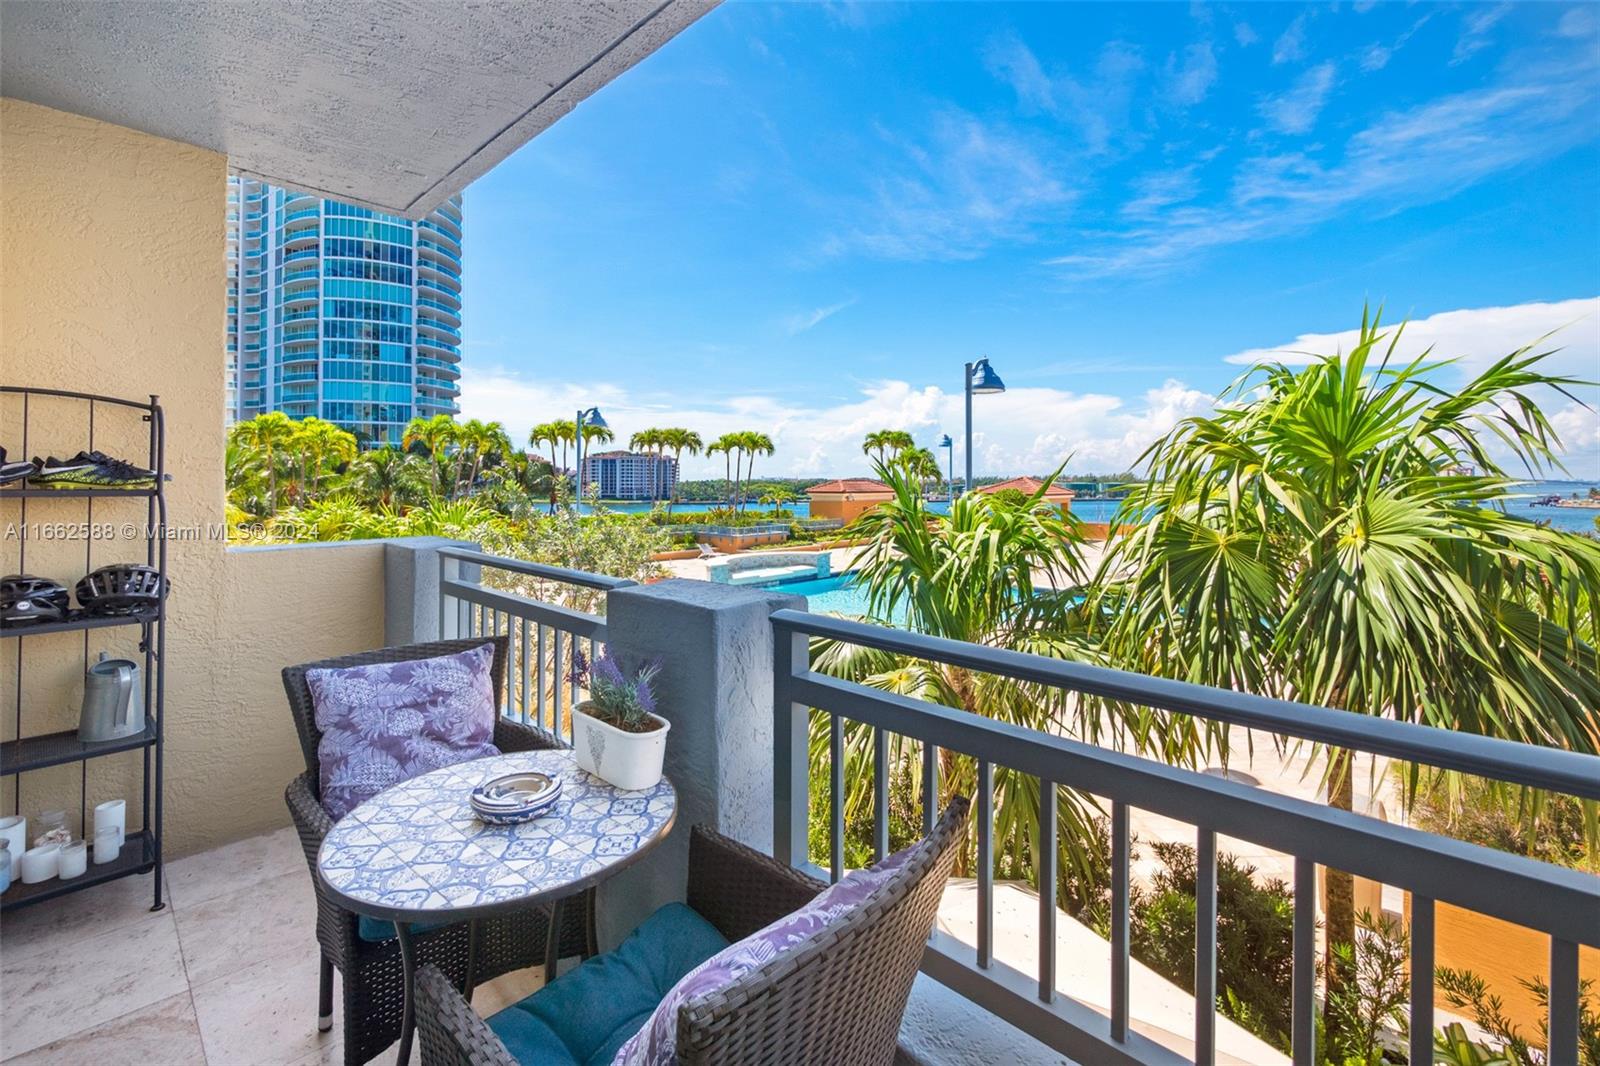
[[316, 748, 677, 1065]]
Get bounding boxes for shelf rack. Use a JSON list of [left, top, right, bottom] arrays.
[[1, 386, 166, 912]]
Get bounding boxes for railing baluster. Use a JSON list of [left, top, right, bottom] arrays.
[[553, 630, 565, 739], [1110, 800, 1130, 1043], [1038, 777, 1057, 1003], [519, 618, 531, 724], [922, 741, 937, 835], [872, 726, 889, 863], [1550, 938, 1580, 1066], [977, 759, 993, 970], [772, 631, 810, 868], [1410, 895, 1435, 1066], [1292, 857, 1316, 1066], [535, 624, 547, 731], [829, 712, 844, 882], [1195, 827, 1217, 1066]]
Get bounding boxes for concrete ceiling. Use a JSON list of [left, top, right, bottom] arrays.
[[0, 0, 716, 218]]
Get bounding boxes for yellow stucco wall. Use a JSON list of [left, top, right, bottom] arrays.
[[1, 99, 388, 857]]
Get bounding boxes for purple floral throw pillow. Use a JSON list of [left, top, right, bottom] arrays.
[[307, 643, 500, 821], [612, 839, 929, 1066]]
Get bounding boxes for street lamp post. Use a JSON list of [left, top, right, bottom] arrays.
[[963, 358, 1005, 495], [573, 406, 608, 508], [939, 434, 954, 502]]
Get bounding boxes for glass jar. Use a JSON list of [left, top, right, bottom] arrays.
[[34, 809, 70, 848], [0, 838, 10, 892]]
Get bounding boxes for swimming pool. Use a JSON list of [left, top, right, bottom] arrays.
[[754, 570, 903, 621]]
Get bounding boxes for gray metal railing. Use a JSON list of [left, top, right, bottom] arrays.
[[437, 547, 633, 742], [772, 609, 1600, 1066]]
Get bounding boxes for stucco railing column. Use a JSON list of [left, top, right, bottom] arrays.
[[595, 578, 805, 949], [382, 536, 478, 645]]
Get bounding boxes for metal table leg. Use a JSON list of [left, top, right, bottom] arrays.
[[544, 897, 564, 983], [463, 918, 480, 1002], [395, 921, 417, 1066]]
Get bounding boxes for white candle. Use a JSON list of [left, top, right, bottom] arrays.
[[94, 826, 121, 865], [0, 816, 24, 880], [94, 799, 126, 847], [20, 843, 59, 884], [58, 840, 87, 879]]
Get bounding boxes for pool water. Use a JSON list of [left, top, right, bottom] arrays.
[[756, 571, 901, 621]]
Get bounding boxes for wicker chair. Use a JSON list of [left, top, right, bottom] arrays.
[[283, 636, 592, 1066], [413, 797, 972, 1066]]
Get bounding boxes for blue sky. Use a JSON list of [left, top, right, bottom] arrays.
[[459, 1, 1600, 479]]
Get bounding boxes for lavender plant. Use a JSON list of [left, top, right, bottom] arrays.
[[569, 647, 663, 733]]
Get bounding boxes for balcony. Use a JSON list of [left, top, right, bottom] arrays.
[[2, 538, 1590, 1066]]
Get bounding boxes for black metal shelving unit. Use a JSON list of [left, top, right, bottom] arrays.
[[1, 386, 166, 912]]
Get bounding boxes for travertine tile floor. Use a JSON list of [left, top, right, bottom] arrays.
[[0, 826, 542, 1065]]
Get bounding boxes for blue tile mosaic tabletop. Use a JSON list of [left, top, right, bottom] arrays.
[[317, 749, 676, 917]]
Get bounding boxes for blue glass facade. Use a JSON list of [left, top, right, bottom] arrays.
[[225, 178, 463, 445]]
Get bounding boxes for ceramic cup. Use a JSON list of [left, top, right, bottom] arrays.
[[20, 843, 60, 884], [58, 840, 87, 879]]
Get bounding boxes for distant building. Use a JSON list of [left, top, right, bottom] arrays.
[[805, 478, 894, 523], [225, 176, 463, 445], [976, 476, 1076, 515], [580, 450, 677, 500]]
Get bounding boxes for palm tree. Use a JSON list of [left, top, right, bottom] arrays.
[[896, 445, 942, 492], [529, 422, 566, 512], [738, 431, 775, 512], [224, 437, 267, 517], [577, 422, 614, 499], [230, 411, 298, 514], [812, 460, 1146, 885], [862, 429, 915, 465], [708, 433, 742, 508], [293, 417, 358, 498], [1098, 308, 1600, 1043], [630, 428, 667, 501], [403, 414, 458, 497], [453, 419, 511, 498], [760, 487, 798, 514], [662, 428, 703, 514], [345, 446, 426, 508], [484, 451, 554, 520]]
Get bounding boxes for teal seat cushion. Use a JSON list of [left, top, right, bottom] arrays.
[[357, 914, 452, 942], [489, 902, 729, 1066]]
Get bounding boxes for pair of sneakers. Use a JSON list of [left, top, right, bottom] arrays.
[[0, 447, 158, 489]]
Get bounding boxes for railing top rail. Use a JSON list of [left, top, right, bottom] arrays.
[[771, 608, 1600, 802], [439, 547, 635, 592], [441, 577, 607, 641]]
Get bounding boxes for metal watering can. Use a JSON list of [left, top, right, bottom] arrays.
[[79, 651, 145, 742]]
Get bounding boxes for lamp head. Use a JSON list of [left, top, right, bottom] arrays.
[[581, 407, 608, 430], [969, 358, 1006, 395], [939, 434, 953, 448]]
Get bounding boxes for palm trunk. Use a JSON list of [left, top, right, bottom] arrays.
[[724, 453, 732, 508], [1322, 745, 1357, 1052]]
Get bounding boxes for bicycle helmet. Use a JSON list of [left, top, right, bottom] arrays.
[[74, 564, 165, 616], [1, 575, 70, 626]]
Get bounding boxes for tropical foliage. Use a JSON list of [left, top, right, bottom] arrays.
[[1095, 308, 1600, 1042]]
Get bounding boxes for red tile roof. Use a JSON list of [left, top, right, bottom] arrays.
[[975, 477, 1076, 498], [805, 478, 892, 494]]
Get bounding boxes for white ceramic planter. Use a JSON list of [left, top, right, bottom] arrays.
[[571, 704, 670, 792]]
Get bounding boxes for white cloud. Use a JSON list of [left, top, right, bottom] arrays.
[[784, 298, 856, 335], [1122, 166, 1201, 219], [823, 110, 1074, 262], [1452, 3, 1511, 65], [1258, 61, 1337, 134], [459, 370, 1216, 479], [1049, 48, 1599, 279], [1164, 41, 1218, 108], [1558, 7, 1599, 40], [984, 34, 1146, 156], [1218, 297, 1600, 476], [1233, 21, 1258, 47], [1273, 11, 1311, 64]]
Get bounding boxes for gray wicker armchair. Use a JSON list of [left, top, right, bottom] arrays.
[[283, 636, 593, 1066], [414, 797, 972, 1066]]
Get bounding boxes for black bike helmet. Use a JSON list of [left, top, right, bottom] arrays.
[[75, 564, 165, 616], [1, 575, 70, 626]]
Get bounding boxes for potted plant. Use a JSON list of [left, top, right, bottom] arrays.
[[567, 648, 670, 791]]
